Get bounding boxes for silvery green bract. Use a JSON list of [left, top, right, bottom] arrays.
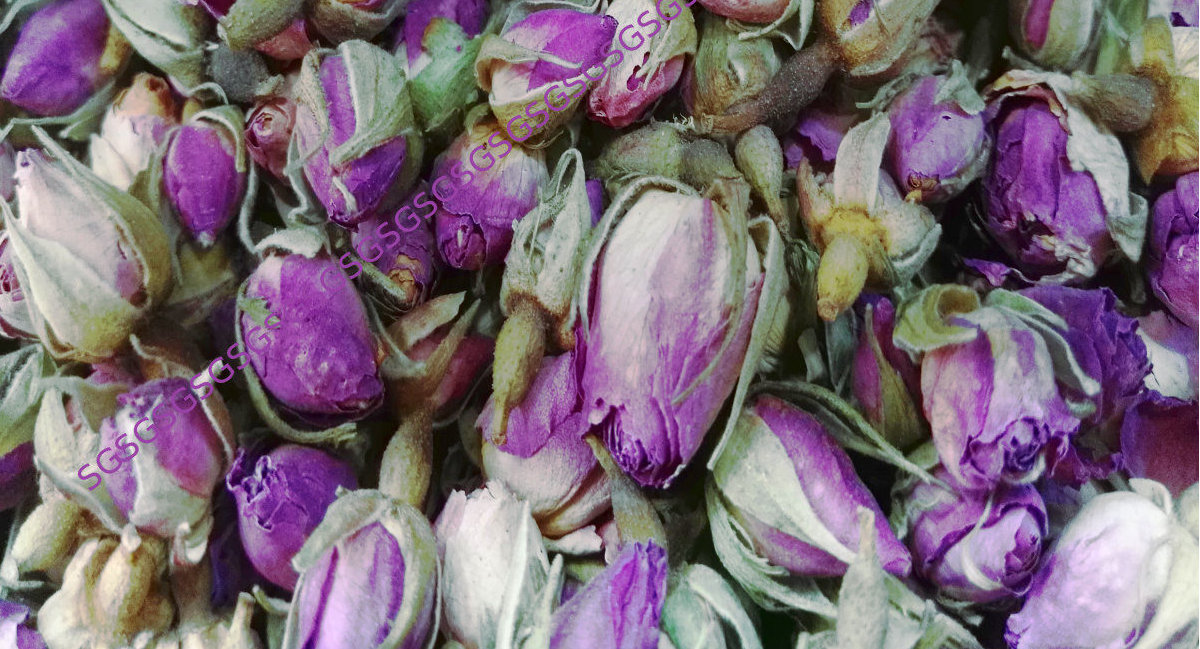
[[1008, 0, 1102, 70], [659, 564, 763, 649], [434, 482, 551, 649], [1005, 481, 1199, 649], [580, 178, 785, 488], [281, 489, 439, 649]]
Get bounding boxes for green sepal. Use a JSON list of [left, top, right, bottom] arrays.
[[101, 0, 208, 87], [892, 284, 982, 355], [407, 19, 484, 135], [0, 345, 55, 459]]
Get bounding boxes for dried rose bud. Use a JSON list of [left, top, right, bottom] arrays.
[[227, 444, 358, 590], [293, 42, 422, 228], [850, 294, 924, 451], [475, 9, 618, 147], [246, 94, 297, 182], [1120, 393, 1199, 497], [89, 73, 179, 191], [0, 0, 130, 117], [902, 469, 1047, 603], [711, 394, 912, 577], [1008, 0, 1102, 71], [8, 136, 171, 361], [431, 116, 549, 269], [884, 72, 989, 203], [309, 0, 407, 43], [393, 0, 487, 134], [242, 252, 384, 424], [281, 490, 438, 649], [481, 351, 610, 537], [352, 193, 442, 311], [549, 542, 668, 649], [587, 0, 697, 128], [685, 14, 780, 124], [163, 107, 249, 246], [190, 0, 313, 60]]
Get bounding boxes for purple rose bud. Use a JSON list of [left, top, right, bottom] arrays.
[[101, 377, 233, 539], [0, 600, 48, 649], [481, 351, 610, 537], [227, 444, 358, 591], [242, 253, 384, 424], [246, 94, 297, 182], [921, 310, 1080, 491], [352, 196, 442, 311], [163, 116, 248, 246], [716, 394, 913, 577], [585, 179, 604, 226], [549, 541, 668, 649], [583, 188, 766, 488], [983, 97, 1112, 281], [478, 9, 618, 146], [0, 443, 35, 512], [431, 119, 548, 269], [782, 106, 858, 172], [903, 469, 1047, 603], [586, 0, 696, 128], [283, 492, 437, 649], [851, 294, 924, 450], [1008, 0, 1102, 70], [1005, 489, 1184, 649], [0, 0, 129, 116], [294, 49, 414, 228], [1120, 392, 1199, 497], [396, 0, 487, 66], [1147, 172, 1199, 329], [0, 232, 36, 340], [885, 74, 989, 203]]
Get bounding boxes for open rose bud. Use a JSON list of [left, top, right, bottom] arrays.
[[884, 71, 989, 203], [281, 490, 438, 649], [0, 0, 130, 117], [241, 252, 384, 426], [99, 377, 235, 561], [89, 73, 178, 191], [431, 115, 549, 269], [917, 299, 1082, 492], [481, 351, 610, 537], [0, 232, 36, 340], [1006, 484, 1197, 649], [309, 0, 407, 43], [587, 0, 696, 128], [1147, 172, 1199, 329], [293, 41, 422, 228], [393, 0, 487, 134], [582, 179, 780, 488], [163, 107, 249, 246], [1008, 0, 1102, 70], [983, 71, 1144, 282], [7, 134, 171, 362], [711, 394, 912, 577], [475, 9, 618, 148], [246, 93, 297, 182], [1019, 286, 1149, 484], [1121, 393, 1199, 497], [549, 541, 668, 649], [227, 444, 358, 590], [435, 482, 551, 649], [901, 468, 1047, 603], [796, 114, 941, 320]]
